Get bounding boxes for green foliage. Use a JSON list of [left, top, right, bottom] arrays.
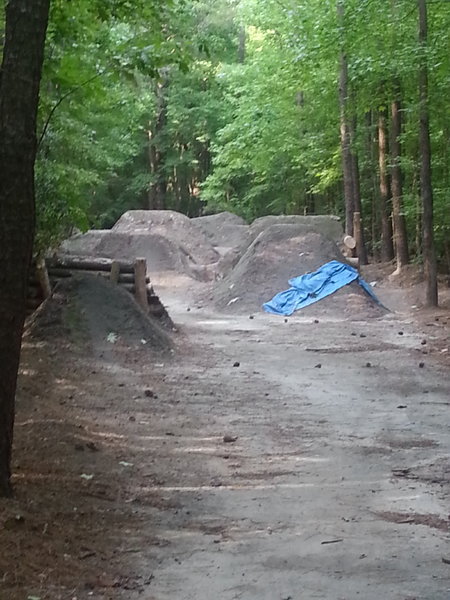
[[30, 0, 450, 270], [35, 0, 191, 251]]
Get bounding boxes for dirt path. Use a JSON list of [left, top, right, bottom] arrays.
[[1, 277, 450, 600]]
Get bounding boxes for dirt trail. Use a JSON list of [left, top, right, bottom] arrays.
[[1, 275, 450, 600]]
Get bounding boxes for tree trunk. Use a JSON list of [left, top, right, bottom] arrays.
[[378, 105, 394, 261], [238, 26, 246, 64], [349, 113, 368, 264], [390, 82, 410, 270], [0, 0, 51, 497], [418, 0, 438, 306], [364, 111, 380, 260], [148, 74, 169, 210], [337, 2, 354, 236]]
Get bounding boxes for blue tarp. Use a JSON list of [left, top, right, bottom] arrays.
[[263, 260, 382, 316]]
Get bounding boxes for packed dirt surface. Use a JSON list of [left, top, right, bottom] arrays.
[[60, 230, 110, 256], [27, 275, 173, 353], [212, 226, 384, 318], [59, 212, 346, 288], [249, 215, 344, 244], [1, 263, 449, 600], [61, 211, 220, 280], [113, 210, 219, 266], [192, 212, 250, 252]]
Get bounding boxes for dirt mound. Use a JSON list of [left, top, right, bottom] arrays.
[[193, 211, 246, 227], [27, 275, 173, 353], [94, 232, 190, 273], [192, 212, 250, 251], [60, 210, 221, 280], [250, 215, 343, 244], [60, 230, 109, 256], [213, 225, 384, 318], [113, 210, 219, 265]]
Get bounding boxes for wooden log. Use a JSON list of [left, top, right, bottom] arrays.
[[46, 255, 134, 274], [118, 283, 135, 292], [134, 258, 148, 311], [347, 257, 359, 266], [36, 257, 52, 298], [117, 273, 150, 284], [353, 212, 363, 267], [343, 235, 356, 250], [47, 270, 148, 285], [48, 268, 110, 279], [47, 267, 73, 278], [117, 272, 134, 284], [110, 261, 120, 284]]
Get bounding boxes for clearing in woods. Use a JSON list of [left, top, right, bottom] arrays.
[[1, 214, 450, 600]]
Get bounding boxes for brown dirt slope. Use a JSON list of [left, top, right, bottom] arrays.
[[213, 225, 385, 318], [26, 275, 173, 353], [191, 212, 250, 251], [250, 214, 344, 244], [59, 230, 109, 256], [113, 210, 219, 265]]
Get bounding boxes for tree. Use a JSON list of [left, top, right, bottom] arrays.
[[378, 103, 395, 261], [389, 0, 409, 271], [337, 1, 355, 237], [390, 80, 410, 270], [0, 0, 51, 496], [10, 0, 447, 293], [418, 0, 438, 306]]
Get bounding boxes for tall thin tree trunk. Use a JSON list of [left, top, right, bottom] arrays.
[[238, 26, 246, 64], [378, 105, 394, 261], [0, 0, 51, 496], [337, 1, 354, 236], [418, 0, 438, 306], [148, 128, 158, 208], [350, 114, 368, 264], [390, 81, 409, 270], [365, 111, 380, 260], [148, 74, 168, 210]]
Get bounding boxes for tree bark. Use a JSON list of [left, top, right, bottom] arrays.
[[0, 0, 51, 496], [337, 2, 354, 236], [364, 111, 380, 260], [390, 81, 410, 270], [350, 113, 368, 264], [418, 0, 438, 306], [148, 73, 169, 210], [378, 105, 394, 261], [238, 26, 246, 64]]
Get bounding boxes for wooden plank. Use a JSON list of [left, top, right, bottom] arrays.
[[46, 255, 134, 273], [133, 258, 148, 311], [110, 261, 120, 284], [36, 257, 52, 298]]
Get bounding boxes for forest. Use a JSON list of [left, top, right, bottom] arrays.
[[33, 0, 450, 281], [0, 0, 450, 495]]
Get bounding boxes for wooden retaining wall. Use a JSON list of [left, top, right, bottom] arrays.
[[27, 255, 171, 325]]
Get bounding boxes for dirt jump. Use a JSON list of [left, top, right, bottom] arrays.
[[192, 211, 250, 252], [212, 224, 384, 318], [27, 275, 173, 354], [249, 214, 344, 244], [62, 210, 220, 281], [2, 209, 449, 600]]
